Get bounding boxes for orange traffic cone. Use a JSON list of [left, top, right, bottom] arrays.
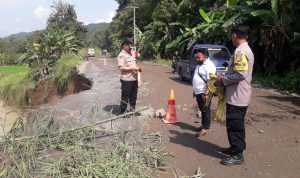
[[162, 89, 177, 124]]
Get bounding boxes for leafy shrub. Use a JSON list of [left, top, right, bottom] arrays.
[[0, 71, 35, 106], [52, 53, 82, 92], [0, 53, 21, 65], [253, 69, 300, 93]]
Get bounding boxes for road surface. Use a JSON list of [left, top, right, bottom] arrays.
[[20, 56, 300, 178]]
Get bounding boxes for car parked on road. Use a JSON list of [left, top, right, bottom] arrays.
[[176, 44, 231, 81], [88, 48, 95, 57]]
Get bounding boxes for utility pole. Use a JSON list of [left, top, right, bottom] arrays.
[[129, 1, 142, 86], [133, 6, 136, 46], [128, 1, 138, 46]]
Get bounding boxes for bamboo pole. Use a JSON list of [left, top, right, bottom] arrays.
[[11, 107, 149, 141]]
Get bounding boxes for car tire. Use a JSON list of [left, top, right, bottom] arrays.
[[178, 68, 185, 81]]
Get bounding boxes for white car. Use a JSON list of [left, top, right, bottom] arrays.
[[88, 48, 95, 57]]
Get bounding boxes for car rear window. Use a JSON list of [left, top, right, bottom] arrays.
[[208, 48, 231, 61]]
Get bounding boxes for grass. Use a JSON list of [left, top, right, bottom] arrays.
[[0, 66, 35, 106], [253, 70, 300, 94], [52, 53, 82, 91], [0, 65, 28, 75], [144, 58, 173, 66]]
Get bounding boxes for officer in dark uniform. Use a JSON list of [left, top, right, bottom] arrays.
[[117, 38, 142, 115]]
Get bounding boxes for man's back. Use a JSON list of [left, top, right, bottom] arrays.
[[224, 42, 254, 107]]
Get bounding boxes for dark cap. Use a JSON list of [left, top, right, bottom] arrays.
[[231, 25, 249, 37], [122, 38, 134, 46]]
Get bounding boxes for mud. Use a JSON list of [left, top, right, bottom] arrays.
[[25, 72, 92, 106], [0, 101, 19, 136]]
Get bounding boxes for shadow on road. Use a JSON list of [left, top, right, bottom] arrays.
[[169, 77, 192, 86], [169, 129, 223, 159], [174, 122, 199, 132], [103, 105, 120, 115]]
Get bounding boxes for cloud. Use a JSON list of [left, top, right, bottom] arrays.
[[95, 11, 116, 23], [14, 18, 21, 23], [33, 6, 50, 23]]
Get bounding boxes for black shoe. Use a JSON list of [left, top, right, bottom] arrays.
[[218, 148, 235, 156], [221, 153, 244, 166], [134, 112, 141, 116], [129, 109, 141, 116], [119, 110, 130, 118], [196, 126, 203, 132]]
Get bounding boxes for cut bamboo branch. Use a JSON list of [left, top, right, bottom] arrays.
[[10, 107, 149, 141]]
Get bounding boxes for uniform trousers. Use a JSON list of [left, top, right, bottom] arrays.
[[120, 80, 138, 113], [226, 103, 248, 154]]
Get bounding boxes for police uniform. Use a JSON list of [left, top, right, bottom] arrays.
[[222, 42, 254, 154], [117, 49, 138, 113]]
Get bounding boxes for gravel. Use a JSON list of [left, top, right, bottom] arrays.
[[29, 58, 153, 133]]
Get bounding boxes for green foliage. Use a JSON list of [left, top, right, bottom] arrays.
[[290, 32, 300, 53], [145, 58, 172, 66], [16, 0, 86, 81], [0, 53, 21, 65], [52, 53, 82, 91], [253, 69, 300, 93], [48, 0, 87, 47], [0, 38, 27, 65], [85, 23, 110, 48], [20, 28, 78, 81], [0, 67, 35, 106], [0, 65, 28, 75], [105, 0, 299, 75]]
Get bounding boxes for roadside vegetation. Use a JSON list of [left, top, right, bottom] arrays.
[[145, 58, 173, 66], [0, 0, 87, 106], [91, 0, 299, 94], [0, 65, 28, 75], [253, 69, 300, 94], [0, 66, 35, 106], [0, 115, 169, 177], [52, 54, 82, 92]]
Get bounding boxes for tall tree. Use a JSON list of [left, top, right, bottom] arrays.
[[47, 0, 87, 47], [115, 0, 129, 11]]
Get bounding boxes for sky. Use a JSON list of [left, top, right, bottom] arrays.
[[0, 0, 119, 37]]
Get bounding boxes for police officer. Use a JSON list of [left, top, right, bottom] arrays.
[[117, 38, 142, 115], [215, 25, 254, 165]]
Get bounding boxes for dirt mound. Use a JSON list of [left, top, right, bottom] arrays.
[[26, 73, 92, 106]]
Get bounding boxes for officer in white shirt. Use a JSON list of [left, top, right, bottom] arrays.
[[192, 48, 216, 136]]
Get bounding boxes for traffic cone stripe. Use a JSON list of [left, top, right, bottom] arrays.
[[168, 99, 175, 105], [162, 89, 177, 124]]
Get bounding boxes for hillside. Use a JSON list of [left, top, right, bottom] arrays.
[[86, 22, 109, 35], [1, 22, 109, 41]]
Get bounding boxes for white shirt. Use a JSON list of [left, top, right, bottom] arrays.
[[192, 58, 216, 95]]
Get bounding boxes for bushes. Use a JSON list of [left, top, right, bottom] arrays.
[[253, 69, 300, 94], [0, 53, 21, 65], [52, 53, 82, 91], [0, 67, 36, 106]]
